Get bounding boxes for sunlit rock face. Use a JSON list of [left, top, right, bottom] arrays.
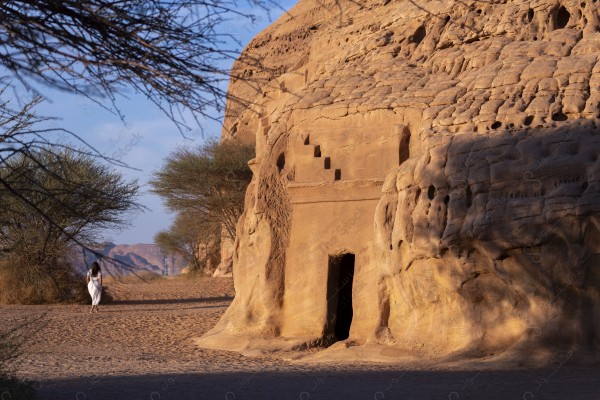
[[199, 0, 600, 359]]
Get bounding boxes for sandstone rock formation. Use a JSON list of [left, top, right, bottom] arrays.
[[212, 236, 235, 277], [199, 0, 600, 360]]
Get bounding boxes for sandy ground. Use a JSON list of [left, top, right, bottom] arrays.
[[2, 277, 600, 400]]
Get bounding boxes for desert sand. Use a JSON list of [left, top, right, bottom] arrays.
[[1, 277, 599, 400]]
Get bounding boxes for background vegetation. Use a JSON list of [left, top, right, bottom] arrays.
[[0, 148, 139, 304], [151, 140, 254, 274]]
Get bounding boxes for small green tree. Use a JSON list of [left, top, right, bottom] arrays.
[[0, 147, 139, 303], [150, 139, 254, 272]]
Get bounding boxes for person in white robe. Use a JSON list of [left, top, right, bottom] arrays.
[[86, 261, 102, 313]]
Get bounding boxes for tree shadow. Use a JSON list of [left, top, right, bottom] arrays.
[[34, 366, 600, 400], [110, 296, 234, 306]]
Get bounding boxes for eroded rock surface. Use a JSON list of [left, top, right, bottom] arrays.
[[199, 0, 600, 360]]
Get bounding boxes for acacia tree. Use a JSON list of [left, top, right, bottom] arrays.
[[0, 147, 139, 303], [0, 0, 273, 128], [0, 0, 272, 274], [150, 140, 254, 272], [0, 0, 269, 207]]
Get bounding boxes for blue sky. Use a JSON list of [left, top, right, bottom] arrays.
[[19, 2, 296, 245]]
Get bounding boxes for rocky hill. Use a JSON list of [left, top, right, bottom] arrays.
[[200, 0, 600, 362], [72, 242, 186, 277]]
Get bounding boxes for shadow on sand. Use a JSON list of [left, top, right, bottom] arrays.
[[35, 366, 600, 400], [110, 296, 233, 306]]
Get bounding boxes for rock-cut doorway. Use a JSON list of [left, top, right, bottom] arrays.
[[326, 253, 355, 341]]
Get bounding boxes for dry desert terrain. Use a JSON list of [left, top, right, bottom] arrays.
[[1, 277, 600, 400]]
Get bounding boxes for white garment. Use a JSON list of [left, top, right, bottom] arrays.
[[87, 270, 102, 305]]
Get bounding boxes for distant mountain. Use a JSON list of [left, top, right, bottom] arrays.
[[72, 242, 186, 276]]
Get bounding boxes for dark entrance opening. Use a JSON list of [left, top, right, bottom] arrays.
[[326, 253, 355, 341]]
